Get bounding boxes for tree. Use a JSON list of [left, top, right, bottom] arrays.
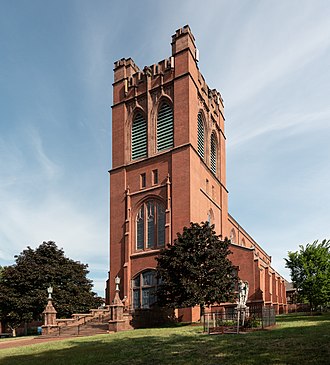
[[285, 239, 330, 311], [0, 241, 103, 334], [156, 222, 239, 317]]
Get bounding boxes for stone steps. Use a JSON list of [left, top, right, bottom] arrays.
[[42, 308, 112, 337], [42, 322, 110, 337]]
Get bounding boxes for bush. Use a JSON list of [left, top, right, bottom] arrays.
[[216, 319, 236, 327], [244, 315, 261, 328]]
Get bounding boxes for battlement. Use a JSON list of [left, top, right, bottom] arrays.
[[113, 25, 224, 116], [171, 25, 195, 43], [210, 88, 224, 108], [113, 58, 141, 83], [171, 25, 196, 58], [125, 58, 173, 88], [114, 57, 140, 72], [197, 70, 224, 113]]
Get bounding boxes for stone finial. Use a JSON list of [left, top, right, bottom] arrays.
[[143, 66, 152, 77]]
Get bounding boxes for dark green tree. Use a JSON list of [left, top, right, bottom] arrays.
[[285, 239, 330, 311], [0, 241, 103, 334], [156, 222, 239, 317]]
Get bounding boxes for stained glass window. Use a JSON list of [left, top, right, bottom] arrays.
[[136, 200, 166, 250]]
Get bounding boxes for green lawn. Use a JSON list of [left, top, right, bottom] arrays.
[[0, 313, 329, 365]]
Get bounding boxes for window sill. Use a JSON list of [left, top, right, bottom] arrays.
[[131, 249, 162, 258]]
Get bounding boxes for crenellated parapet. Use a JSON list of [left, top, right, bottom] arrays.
[[113, 25, 224, 121], [113, 57, 140, 83], [126, 57, 174, 89], [112, 57, 175, 107]]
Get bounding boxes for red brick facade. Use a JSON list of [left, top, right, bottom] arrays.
[[107, 25, 287, 318]]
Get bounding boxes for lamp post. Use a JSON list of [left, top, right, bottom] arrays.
[[47, 286, 53, 300], [113, 275, 123, 305], [115, 276, 120, 292]]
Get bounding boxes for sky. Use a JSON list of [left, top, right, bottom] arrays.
[[1, 0, 330, 296]]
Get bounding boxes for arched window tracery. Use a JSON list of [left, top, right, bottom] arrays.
[[136, 200, 165, 250], [132, 270, 160, 309], [230, 228, 237, 243]]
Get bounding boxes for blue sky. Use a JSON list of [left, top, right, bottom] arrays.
[[1, 0, 330, 296]]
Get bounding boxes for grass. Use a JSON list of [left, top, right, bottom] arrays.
[[0, 313, 329, 365]]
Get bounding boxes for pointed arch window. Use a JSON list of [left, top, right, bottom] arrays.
[[210, 132, 217, 175], [132, 270, 160, 309], [157, 102, 173, 151], [136, 200, 165, 250], [207, 209, 214, 225], [230, 228, 237, 243], [132, 113, 147, 160], [197, 112, 205, 159]]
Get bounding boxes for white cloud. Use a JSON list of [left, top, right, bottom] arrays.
[[26, 126, 62, 180], [213, 3, 330, 109], [0, 124, 108, 295], [0, 190, 108, 293], [229, 108, 330, 147]]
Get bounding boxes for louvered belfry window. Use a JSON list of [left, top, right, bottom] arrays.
[[157, 103, 173, 151], [197, 112, 205, 159], [210, 132, 217, 175], [132, 113, 147, 160]]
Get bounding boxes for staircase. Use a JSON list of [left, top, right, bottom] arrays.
[[42, 307, 112, 337]]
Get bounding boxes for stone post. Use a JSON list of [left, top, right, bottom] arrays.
[[108, 276, 128, 332], [43, 299, 57, 325], [41, 298, 58, 335], [41, 286, 58, 335]]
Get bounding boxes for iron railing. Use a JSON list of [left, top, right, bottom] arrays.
[[203, 306, 276, 334]]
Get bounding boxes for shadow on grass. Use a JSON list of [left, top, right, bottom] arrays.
[[1, 315, 329, 365]]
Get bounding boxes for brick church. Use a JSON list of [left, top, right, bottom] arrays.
[[106, 25, 287, 320]]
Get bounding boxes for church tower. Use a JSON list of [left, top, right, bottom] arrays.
[[108, 26, 228, 310]]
